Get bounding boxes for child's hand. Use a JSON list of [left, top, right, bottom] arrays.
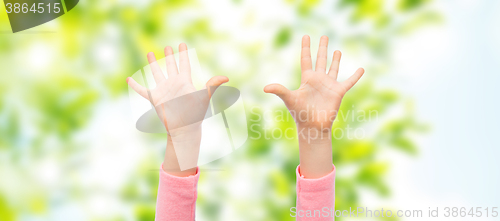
[[127, 43, 228, 176], [264, 35, 364, 134], [264, 35, 364, 178], [127, 43, 228, 138]]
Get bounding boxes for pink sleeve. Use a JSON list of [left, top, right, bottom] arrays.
[[295, 164, 336, 221], [155, 164, 200, 221]]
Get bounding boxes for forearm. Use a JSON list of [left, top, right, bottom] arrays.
[[296, 128, 336, 221], [156, 163, 199, 221], [156, 130, 202, 220], [295, 164, 336, 221], [162, 126, 201, 177], [297, 128, 333, 179]]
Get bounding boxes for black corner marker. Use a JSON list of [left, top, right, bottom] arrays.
[[4, 0, 79, 33], [64, 0, 79, 12]]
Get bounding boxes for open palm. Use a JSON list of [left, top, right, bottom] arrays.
[[127, 43, 228, 136], [264, 35, 364, 132]]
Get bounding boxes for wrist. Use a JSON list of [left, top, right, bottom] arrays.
[[168, 124, 202, 139], [296, 125, 332, 144]]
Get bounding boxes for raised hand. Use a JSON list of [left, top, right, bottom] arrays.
[[264, 35, 364, 133], [264, 35, 364, 178], [127, 43, 228, 136], [127, 43, 228, 176]]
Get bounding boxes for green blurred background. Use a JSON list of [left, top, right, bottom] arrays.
[[0, 0, 458, 220]]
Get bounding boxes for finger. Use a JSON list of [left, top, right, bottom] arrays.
[[301, 35, 312, 72], [341, 68, 365, 91], [264, 83, 291, 101], [164, 46, 179, 78], [178, 43, 191, 76], [315, 36, 329, 73], [205, 76, 229, 98], [328, 50, 342, 79], [147, 52, 167, 83], [127, 77, 149, 99]]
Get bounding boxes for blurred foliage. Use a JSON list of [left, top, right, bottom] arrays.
[[0, 0, 438, 220]]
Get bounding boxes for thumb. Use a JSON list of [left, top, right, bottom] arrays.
[[264, 83, 291, 101], [342, 68, 365, 91], [205, 76, 229, 98]]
